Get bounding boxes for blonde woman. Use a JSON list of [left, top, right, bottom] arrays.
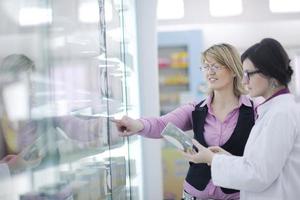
[[0, 54, 43, 176], [0, 54, 39, 200], [114, 44, 255, 200]]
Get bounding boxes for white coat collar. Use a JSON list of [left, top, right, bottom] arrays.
[[256, 94, 295, 119]]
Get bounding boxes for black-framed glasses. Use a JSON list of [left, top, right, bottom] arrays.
[[243, 70, 261, 82], [200, 64, 224, 72]]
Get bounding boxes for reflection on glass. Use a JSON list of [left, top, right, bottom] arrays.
[[2, 81, 30, 121], [0, 0, 140, 199], [79, 0, 113, 23], [0, 54, 45, 179], [19, 7, 52, 26]]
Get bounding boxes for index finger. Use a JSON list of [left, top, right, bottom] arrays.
[[110, 119, 121, 123]]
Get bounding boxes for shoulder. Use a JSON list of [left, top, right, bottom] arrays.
[[190, 99, 207, 110], [239, 95, 253, 108], [272, 94, 297, 112], [267, 95, 300, 122]]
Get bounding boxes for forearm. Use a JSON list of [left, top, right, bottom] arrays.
[[0, 163, 11, 177], [138, 103, 194, 138], [211, 154, 271, 192], [138, 118, 165, 138]]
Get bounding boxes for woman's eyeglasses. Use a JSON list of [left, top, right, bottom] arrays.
[[243, 70, 261, 83], [200, 64, 224, 72]]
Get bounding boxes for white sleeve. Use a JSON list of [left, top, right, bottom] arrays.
[[0, 163, 10, 177], [0, 163, 13, 199], [211, 111, 296, 192], [0, 128, 7, 159]]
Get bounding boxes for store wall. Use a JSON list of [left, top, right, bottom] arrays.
[[158, 21, 300, 51], [157, 0, 300, 100], [157, 0, 300, 49]]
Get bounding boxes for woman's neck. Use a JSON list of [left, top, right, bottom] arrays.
[[212, 89, 239, 108], [263, 85, 287, 100]]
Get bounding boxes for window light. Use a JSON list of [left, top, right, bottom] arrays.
[[209, 0, 243, 17], [157, 0, 184, 20], [270, 0, 300, 13]]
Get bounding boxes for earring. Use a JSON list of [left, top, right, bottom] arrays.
[[271, 80, 278, 89]]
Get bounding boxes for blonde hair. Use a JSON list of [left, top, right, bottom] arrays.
[[202, 43, 246, 96], [1, 54, 35, 74]]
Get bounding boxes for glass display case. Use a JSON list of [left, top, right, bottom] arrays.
[[0, 0, 140, 199]]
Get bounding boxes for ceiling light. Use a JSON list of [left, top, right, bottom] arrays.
[[209, 0, 243, 17], [157, 0, 184, 20], [79, 0, 112, 23], [270, 0, 300, 13], [19, 7, 52, 26]]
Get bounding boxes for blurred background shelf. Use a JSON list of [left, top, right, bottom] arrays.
[[157, 30, 204, 199]]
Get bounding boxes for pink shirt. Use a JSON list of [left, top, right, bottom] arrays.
[[139, 95, 252, 200]]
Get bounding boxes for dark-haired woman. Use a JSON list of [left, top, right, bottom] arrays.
[[183, 38, 300, 200]]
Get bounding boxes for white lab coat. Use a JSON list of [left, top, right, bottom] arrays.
[[0, 163, 14, 200], [0, 111, 14, 200], [211, 94, 300, 200]]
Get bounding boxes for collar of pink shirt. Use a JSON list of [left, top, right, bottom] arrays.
[[199, 95, 252, 115]]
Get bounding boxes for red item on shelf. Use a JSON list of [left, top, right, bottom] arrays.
[[158, 58, 171, 68]]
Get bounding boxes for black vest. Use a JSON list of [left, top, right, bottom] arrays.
[[185, 101, 255, 194]]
